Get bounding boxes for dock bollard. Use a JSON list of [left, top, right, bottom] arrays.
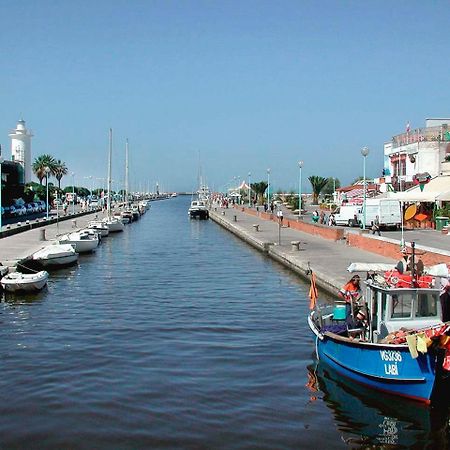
[[291, 241, 300, 251], [72, 219, 77, 228], [233, 215, 237, 222], [253, 224, 259, 232], [39, 229, 46, 241]]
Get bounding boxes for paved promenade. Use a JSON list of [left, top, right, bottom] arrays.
[[209, 207, 397, 296], [210, 208, 450, 294], [0, 210, 106, 267]]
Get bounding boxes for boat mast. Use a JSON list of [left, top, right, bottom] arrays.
[[107, 128, 112, 218], [125, 138, 129, 206]]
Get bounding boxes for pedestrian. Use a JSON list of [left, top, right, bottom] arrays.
[[319, 210, 325, 224], [270, 202, 274, 214], [277, 208, 283, 224], [371, 215, 381, 236], [264, 203, 268, 213]]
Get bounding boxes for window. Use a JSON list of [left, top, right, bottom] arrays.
[[415, 293, 438, 318], [391, 293, 413, 319]]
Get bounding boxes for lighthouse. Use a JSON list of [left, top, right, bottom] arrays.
[[9, 119, 33, 184]]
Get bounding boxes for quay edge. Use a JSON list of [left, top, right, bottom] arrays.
[[208, 208, 354, 297]]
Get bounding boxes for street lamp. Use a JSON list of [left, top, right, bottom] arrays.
[[267, 168, 271, 206], [248, 172, 251, 207], [71, 172, 75, 215], [361, 147, 370, 229], [0, 156, 3, 233], [298, 160, 303, 219], [45, 166, 50, 219]]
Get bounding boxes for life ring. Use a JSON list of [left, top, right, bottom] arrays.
[[391, 276, 399, 285]]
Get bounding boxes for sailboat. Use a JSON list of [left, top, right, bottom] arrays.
[[102, 128, 125, 232]]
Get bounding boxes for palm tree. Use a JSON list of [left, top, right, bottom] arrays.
[[53, 160, 68, 189], [251, 181, 268, 205], [32, 154, 56, 185], [308, 175, 329, 204]]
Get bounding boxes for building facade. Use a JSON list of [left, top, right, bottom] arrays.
[[377, 118, 450, 192]]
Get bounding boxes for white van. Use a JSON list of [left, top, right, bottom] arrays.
[[333, 204, 361, 226], [358, 199, 401, 230]]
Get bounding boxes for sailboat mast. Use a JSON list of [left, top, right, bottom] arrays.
[[107, 128, 113, 217], [125, 138, 129, 205]]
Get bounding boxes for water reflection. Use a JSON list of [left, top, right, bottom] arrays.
[[307, 361, 450, 448]]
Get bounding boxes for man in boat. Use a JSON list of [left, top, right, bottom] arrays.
[[338, 274, 362, 321]]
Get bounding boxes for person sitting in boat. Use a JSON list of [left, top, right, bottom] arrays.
[[338, 275, 362, 319]]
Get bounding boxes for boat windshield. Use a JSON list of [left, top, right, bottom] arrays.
[[390, 291, 439, 320]]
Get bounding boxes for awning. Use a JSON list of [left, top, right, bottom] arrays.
[[391, 175, 450, 202]]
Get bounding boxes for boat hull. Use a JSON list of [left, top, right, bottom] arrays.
[[189, 209, 209, 219], [1, 271, 49, 292], [309, 316, 440, 403], [35, 253, 79, 267]]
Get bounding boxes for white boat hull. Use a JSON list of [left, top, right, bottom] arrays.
[[32, 244, 79, 267], [103, 218, 125, 232], [59, 231, 99, 253], [1, 271, 49, 292]]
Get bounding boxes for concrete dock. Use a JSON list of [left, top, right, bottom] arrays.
[[0, 211, 106, 267], [209, 206, 449, 296]]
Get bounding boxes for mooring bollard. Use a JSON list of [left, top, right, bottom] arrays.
[[233, 215, 237, 222], [253, 224, 259, 232], [291, 241, 300, 251], [39, 229, 46, 241], [222, 211, 226, 216], [72, 220, 77, 228]]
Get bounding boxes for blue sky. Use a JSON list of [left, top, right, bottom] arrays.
[[1, 0, 449, 193]]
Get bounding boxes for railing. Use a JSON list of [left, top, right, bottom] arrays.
[[392, 125, 450, 148]]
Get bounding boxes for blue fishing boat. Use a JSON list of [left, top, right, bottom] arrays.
[[308, 244, 450, 404]]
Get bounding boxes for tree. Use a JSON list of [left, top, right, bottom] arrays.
[[251, 181, 268, 205], [322, 177, 341, 196], [308, 175, 329, 204], [53, 160, 68, 189], [352, 176, 364, 184], [32, 154, 56, 185]]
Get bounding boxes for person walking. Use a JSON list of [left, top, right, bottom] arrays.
[[277, 208, 283, 224]]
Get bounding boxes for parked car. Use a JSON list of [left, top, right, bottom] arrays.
[[8, 206, 17, 217], [15, 205, 27, 216]]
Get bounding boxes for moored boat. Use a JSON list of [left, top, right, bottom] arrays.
[[188, 200, 209, 219], [308, 243, 450, 404], [88, 220, 109, 237], [58, 230, 99, 253], [32, 243, 79, 267], [102, 216, 125, 232], [1, 270, 49, 292]]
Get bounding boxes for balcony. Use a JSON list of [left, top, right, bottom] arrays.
[[392, 125, 450, 149]]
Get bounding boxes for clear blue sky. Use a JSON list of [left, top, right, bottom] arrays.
[[1, 0, 449, 193]]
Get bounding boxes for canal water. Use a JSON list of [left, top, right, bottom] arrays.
[[0, 196, 449, 449]]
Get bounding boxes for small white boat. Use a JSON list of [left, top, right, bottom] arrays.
[[102, 216, 125, 232], [88, 220, 109, 237], [58, 230, 99, 253], [120, 211, 132, 224], [1, 270, 49, 292], [32, 243, 79, 267]]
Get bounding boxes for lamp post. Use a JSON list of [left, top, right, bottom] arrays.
[[0, 156, 3, 233], [248, 172, 251, 207], [71, 172, 75, 215], [298, 160, 303, 219], [45, 166, 50, 219], [361, 147, 370, 229], [267, 168, 271, 206]]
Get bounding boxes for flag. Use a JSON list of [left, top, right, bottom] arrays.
[[406, 121, 410, 133], [309, 272, 319, 310]]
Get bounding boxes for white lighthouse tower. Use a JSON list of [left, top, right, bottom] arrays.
[[9, 119, 33, 184]]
